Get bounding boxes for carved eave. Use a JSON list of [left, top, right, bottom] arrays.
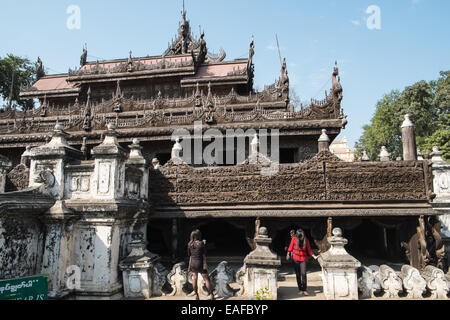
[[20, 88, 81, 99], [151, 203, 436, 219], [0, 190, 55, 216], [64, 198, 150, 218], [0, 118, 344, 148], [182, 59, 250, 88], [181, 75, 249, 88]]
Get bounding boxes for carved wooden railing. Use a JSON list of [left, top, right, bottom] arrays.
[[149, 152, 434, 210]]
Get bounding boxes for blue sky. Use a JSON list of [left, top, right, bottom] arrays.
[[0, 0, 449, 148]]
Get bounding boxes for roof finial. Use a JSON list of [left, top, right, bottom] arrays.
[[275, 34, 282, 68], [182, 0, 186, 18], [80, 44, 88, 67]]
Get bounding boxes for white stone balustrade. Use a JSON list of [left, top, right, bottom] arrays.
[[379, 265, 403, 298], [422, 265, 449, 299], [401, 265, 426, 299]]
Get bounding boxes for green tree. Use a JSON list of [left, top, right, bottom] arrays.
[[421, 71, 450, 160], [0, 54, 38, 111], [356, 71, 449, 161]]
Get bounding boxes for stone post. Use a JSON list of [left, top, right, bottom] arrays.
[[126, 138, 150, 201], [361, 151, 370, 162], [27, 124, 84, 298], [401, 114, 417, 161], [430, 146, 450, 270], [318, 129, 330, 152], [243, 226, 281, 300], [28, 124, 84, 199], [318, 228, 361, 300], [379, 146, 390, 162], [91, 123, 127, 200], [119, 233, 160, 299]]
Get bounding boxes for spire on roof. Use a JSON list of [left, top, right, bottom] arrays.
[[127, 51, 134, 72], [80, 44, 87, 67], [36, 57, 45, 80]]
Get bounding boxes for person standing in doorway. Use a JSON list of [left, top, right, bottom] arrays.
[[287, 229, 319, 296], [187, 229, 215, 300]]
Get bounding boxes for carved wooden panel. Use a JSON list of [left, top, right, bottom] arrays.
[[149, 157, 429, 207]]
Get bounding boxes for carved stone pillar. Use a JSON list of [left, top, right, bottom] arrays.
[[28, 124, 84, 200], [243, 226, 281, 300], [91, 123, 127, 200], [26, 124, 83, 298], [318, 228, 361, 300], [65, 124, 150, 298], [126, 139, 149, 201], [119, 233, 160, 299]]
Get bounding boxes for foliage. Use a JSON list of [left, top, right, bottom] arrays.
[[255, 287, 272, 300], [356, 71, 450, 161], [0, 54, 38, 111]]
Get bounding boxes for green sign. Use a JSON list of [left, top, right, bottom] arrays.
[[0, 275, 48, 300]]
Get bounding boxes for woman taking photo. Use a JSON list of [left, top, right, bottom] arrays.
[[187, 229, 215, 300], [287, 229, 319, 296]]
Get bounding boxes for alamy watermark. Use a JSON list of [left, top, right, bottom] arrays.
[[366, 5, 381, 30], [66, 5, 81, 30], [171, 121, 280, 176], [66, 265, 81, 290]]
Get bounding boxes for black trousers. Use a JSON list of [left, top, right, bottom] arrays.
[[293, 260, 307, 291]]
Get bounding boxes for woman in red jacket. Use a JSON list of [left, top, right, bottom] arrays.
[[288, 229, 318, 296]]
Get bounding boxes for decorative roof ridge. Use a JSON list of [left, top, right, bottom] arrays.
[[82, 54, 195, 66], [33, 73, 69, 79]]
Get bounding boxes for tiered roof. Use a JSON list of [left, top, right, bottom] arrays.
[[7, 7, 347, 148]]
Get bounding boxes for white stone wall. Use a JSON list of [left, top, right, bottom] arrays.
[[431, 155, 450, 237], [0, 125, 150, 298]]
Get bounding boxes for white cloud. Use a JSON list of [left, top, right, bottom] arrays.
[[351, 19, 361, 26]]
